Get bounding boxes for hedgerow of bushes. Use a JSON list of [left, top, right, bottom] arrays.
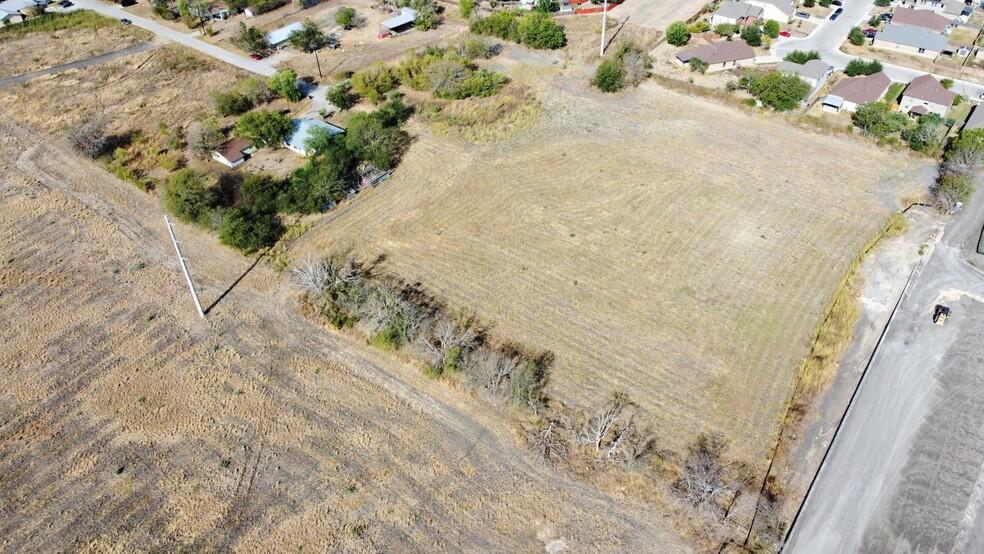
[[469, 10, 565, 50]]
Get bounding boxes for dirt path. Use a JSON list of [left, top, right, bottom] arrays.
[[0, 123, 691, 551]]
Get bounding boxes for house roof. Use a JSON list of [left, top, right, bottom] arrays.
[[286, 119, 345, 154], [676, 40, 755, 65], [828, 71, 892, 104], [964, 105, 984, 130], [890, 8, 951, 32], [823, 95, 844, 108], [875, 24, 950, 53], [901, 74, 957, 106], [778, 58, 831, 81], [715, 1, 764, 20], [746, 0, 793, 15], [266, 22, 304, 46], [214, 137, 252, 163], [380, 7, 417, 30]]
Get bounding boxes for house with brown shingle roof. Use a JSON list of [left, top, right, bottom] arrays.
[[212, 137, 256, 168], [821, 71, 893, 113], [675, 40, 756, 73], [890, 8, 952, 32], [899, 74, 957, 117]]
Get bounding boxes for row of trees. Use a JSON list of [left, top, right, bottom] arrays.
[[668, 19, 775, 48], [469, 10, 566, 50], [208, 68, 301, 119], [346, 41, 507, 104], [934, 129, 984, 211]]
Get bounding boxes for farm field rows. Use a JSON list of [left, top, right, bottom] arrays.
[[297, 76, 932, 461]]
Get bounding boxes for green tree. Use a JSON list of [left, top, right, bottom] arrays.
[[844, 58, 882, 76], [287, 19, 324, 52], [516, 12, 565, 49], [851, 102, 909, 138], [533, 0, 558, 12], [152, 0, 175, 19], [763, 20, 780, 38], [188, 116, 224, 159], [819, 0, 831, 6], [326, 81, 356, 109], [459, 0, 474, 18], [268, 68, 302, 102], [351, 62, 396, 104], [177, 0, 191, 17], [874, 0, 890, 6], [238, 77, 274, 105], [713, 23, 737, 36], [868, 15, 881, 27], [209, 90, 251, 116], [345, 112, 407, 170], [740, 25, 762, 47], [940, 78, 954, 90], [848, 26, 866, 46], [592, 58, 626, 92], [784, 50, 821, 64], [413, 0, 439, 30], [161, 169, 217, 225], [335, 6, 358, 28], [234, 110, 293, 147], [689, 56, 708, 74], [666, 21, 690, 46], [903, 113, 944, 152], [747, 71, 810, 111], [218, 207, 283, 254], [802, 0, 814, 6], [231, 22, 270, 54]]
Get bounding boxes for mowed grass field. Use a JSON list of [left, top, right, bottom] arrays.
[[298, 78, 930, 460]]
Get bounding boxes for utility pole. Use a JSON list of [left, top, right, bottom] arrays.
[[314, 49, 323, 78], [599, 0, 608, 57], [164, 215, 206, 318]]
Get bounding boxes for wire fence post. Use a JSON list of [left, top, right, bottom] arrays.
[[164, 215, 206, 318]]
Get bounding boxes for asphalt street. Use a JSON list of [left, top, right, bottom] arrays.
[[771, 0, 984, 100], [785, 184, 984, 552], [0, 41, 159, 89]]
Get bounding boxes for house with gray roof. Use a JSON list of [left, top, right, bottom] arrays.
[[710, 2, 764, 28], [873, 24, 951, 59], [899, 74, 957, 117], [675, 40, 756, 72], [778, 58, 833, 101], [266, 22, 305, 49], [744, 0, 795, 22], [821, 71, 893, 113]]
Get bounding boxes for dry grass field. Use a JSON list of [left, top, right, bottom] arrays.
[[297, 70, 932, 462], [0, 122, 690, 552]]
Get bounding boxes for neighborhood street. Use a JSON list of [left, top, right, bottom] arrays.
[[0, 40, 159, 89], [771, 0, 984, 100], [785, 188, 984, 552]]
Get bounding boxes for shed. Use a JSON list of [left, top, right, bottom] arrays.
[[379, 7, 416, 35]]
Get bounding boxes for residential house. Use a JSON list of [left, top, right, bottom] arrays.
[[0, 9, 24, 24], [743, 0, 795, 22], [889, 7, 952, 32], [285, 119, 345, 157], [710, 1, 764, 28], [211, 137, 256, 168], [900, 0, 972, 21], [675, 40, 756, 72], [963, 104, 984, 130], [898, 74, 957, 117], [379, 7, 416, 36], [0, 0, 36, 23], [822, 71, 892, 113], [873, 24, 951, 59], [778, 58, 834, 101], [266, 21, 305, 50]]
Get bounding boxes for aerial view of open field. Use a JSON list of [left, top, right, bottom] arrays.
[[3, 0, 983, 549], [297, 73, 928, 461]]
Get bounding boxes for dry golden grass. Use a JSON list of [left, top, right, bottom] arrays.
[[297, 76, 931, 461]]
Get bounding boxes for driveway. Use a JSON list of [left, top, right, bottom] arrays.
[[772, 0, 984, 100], [0, 41, 160, 89], [784, 186, 984, 552]]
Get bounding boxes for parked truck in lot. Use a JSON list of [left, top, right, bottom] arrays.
[[934, 304, 951, 326]]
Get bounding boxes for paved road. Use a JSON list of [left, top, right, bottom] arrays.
[[75, 0, 277, 76], [0, 41, 160, 89], [771, 0, 984, 100], [785, 186, 984, 552]]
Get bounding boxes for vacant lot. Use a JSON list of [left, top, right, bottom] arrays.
[[297, 73, 931, 461], [0, 12, 151, 79]]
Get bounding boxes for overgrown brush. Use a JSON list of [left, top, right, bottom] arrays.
[[0, 11, 115, 39]]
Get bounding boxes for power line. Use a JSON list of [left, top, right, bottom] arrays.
[[164, 215, 206, 318]]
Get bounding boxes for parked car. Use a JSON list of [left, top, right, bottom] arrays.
[[830, 7, 843, 20], [120, 18, 131, 24], [880, 12, 892, 21], [832, 0, 842, 5], [59, 0, 73, 7], [779, 30, 792, 37], [249, 53, 263, 60], [795, 11, 810, 19], [863, 28, 877, 37]]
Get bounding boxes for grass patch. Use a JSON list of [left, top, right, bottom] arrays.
[[0, 11, 115, 40], [425, 87, 542, 142], [882, 82, 904, 104]]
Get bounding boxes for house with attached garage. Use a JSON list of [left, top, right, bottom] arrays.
[[743, 0, 795, 22], [710, 2, 764, 28], [778, 58, 834, 101], [899, 0, 972, 21], [821, 71, 892, 114], [675, 40, 756, 72], [872, 24, 952, 59], [898, 74, 957, 117]]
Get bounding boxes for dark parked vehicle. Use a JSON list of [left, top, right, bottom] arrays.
[[830, 7, 843, 20], [863, 27, 878, 37], [880, 12, 892, 21], [832, 0, 842, 5], [120, 18, 131, 24]]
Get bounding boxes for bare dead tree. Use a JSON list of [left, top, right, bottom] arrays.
[[66, 121, 108, 159], [577, 392, 629, 454], [292, 256, 331, 295], [942, 146, 983, 175], [465, 346, 520, 397], [675, 433, 743, 519], [528, 420, 569, 465], [417, 315, 480, 370], [360, 282, 403, 335]]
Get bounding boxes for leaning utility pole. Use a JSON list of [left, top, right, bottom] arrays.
[[599, 0, 608, 57], [164, 215, 206, 318]]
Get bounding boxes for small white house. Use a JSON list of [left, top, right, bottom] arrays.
[[285, 119, 345, 157], [743, 0, 794, 22], [212, 137, 256, 168]]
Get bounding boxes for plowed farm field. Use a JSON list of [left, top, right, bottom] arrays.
[[297, 79, 931, 461]]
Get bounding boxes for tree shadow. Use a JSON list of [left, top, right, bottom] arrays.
[[204, 249, 268, 315]]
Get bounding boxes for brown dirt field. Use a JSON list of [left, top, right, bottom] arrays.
[[0, 19, 151, 79], [0, 117, 693, 550], [296, 65, 933, 463]]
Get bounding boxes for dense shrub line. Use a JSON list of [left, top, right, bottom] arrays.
[[934, 128, 984, 211], [468, 10, 565, 50]]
